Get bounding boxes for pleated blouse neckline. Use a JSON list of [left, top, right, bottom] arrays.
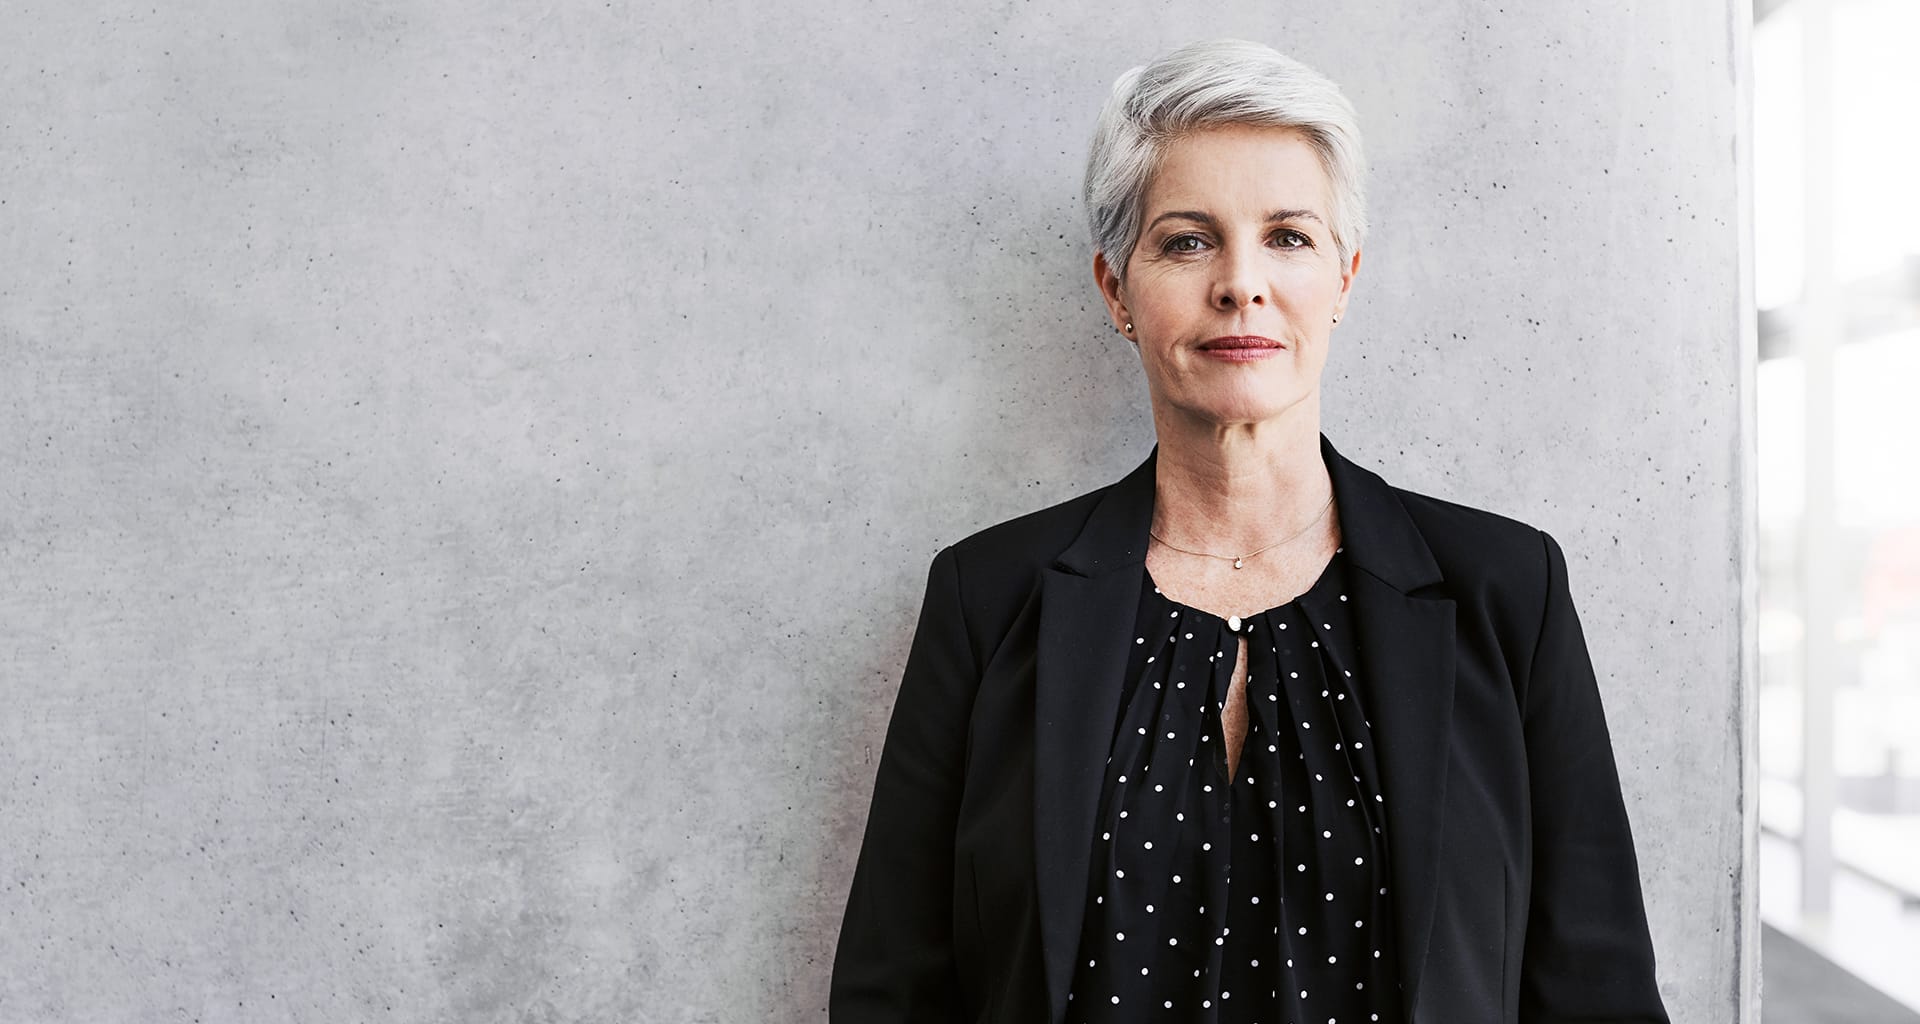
[[1065, 545, 1405, 1023]]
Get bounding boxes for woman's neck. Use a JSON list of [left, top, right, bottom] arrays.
[[1148, 403, 1331, 554]]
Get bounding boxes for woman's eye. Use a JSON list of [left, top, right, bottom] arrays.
[[1274, 229, 1312, 249], [1164, 234, 1208, 254]]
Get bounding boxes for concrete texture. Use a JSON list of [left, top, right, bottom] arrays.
[[0, 2, 1752, 1021]]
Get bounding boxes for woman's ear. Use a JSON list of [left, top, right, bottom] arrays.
[[1094, 250, 1131, 336], [1335, 246, 1363, 315]]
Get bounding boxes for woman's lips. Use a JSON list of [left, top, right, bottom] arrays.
[[1197, 336, 1284, 361]]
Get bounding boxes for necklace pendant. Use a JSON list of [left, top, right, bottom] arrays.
[[1232, 557, 1244, 569]]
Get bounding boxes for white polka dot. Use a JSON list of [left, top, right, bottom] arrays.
[[1115, 931, 1125, 941]]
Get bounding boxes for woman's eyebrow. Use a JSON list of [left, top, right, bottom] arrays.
[[1266, 208, 1325, 224], [1146, 210, 1213, 229], [1146, 208, 1325, 230]]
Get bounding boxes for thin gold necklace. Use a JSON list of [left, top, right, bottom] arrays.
[[1148, 489, 1335, 569]]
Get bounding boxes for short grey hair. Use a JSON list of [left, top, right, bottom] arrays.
[[1083, 39, 1368, 281]]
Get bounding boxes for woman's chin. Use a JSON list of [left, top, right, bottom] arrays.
[[1167, 395, 1306, 429]]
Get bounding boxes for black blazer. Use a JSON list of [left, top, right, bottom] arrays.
[[830, 433, 1669, 1024]]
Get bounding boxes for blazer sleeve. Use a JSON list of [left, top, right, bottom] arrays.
[[1517, 530, 1671, 1023], [829, 544, 977, 1024]]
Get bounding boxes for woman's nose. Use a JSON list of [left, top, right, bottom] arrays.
[[1211, 246, 1268, 310]]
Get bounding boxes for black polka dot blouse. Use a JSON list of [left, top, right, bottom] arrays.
[[1065, 545, 1404, 1023]]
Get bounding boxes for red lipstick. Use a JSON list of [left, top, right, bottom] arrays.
[[1197, 335, 1284, 361]]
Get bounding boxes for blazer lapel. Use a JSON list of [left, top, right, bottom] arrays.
[[1034, 448, 1157, 1024], [1305, 435, 1459, 1019], [1032, 433, 1457, 1024]]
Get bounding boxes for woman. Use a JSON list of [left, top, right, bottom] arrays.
[[830, 39, 1669, 1024]]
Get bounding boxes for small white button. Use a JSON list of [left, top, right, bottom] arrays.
[[1227, 615, 1242, 631]]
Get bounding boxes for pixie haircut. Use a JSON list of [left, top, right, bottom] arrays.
[[1083, 38, 1368, 281]]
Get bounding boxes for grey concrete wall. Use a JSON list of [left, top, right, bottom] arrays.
[[0, 2, 1751, 1021]]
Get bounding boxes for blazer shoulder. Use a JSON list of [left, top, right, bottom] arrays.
[[1390, 482, 1554, 601], [945, 481, 1110, 579]]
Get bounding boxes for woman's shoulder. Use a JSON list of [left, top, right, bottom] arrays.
[[943, 480, 1113, 577], [1383, 480, 1560, 599]]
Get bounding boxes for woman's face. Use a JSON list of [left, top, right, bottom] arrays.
[[1096, 124, 1361, 430]]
